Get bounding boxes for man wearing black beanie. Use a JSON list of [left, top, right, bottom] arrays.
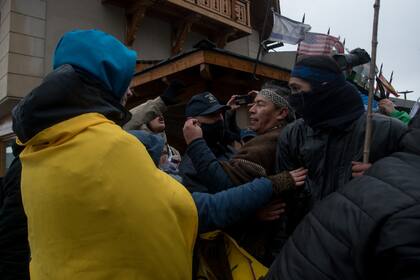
[[275, 55, 407, 234]]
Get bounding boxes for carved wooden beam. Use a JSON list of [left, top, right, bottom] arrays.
[[125, 1, 154, 46], [231, 0, 237, 20], [213, 28, 237, 49], [171, 14, 200, 55], [199, 63, 212, 80]]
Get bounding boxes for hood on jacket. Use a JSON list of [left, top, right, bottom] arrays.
[[53, 29, 137, 100], [12, 65, 131, 144], [128, 130, 164, 166]]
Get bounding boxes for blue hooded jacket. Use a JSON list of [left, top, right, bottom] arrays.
[[128, 130, 273, 233], [53, 29, 137, 100], [128, 130, 165, 166]]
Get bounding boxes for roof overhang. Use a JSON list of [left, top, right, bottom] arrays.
[[132, 48, 290, 88], [127, 47, 291, 109], [127, 47, 291, 151]]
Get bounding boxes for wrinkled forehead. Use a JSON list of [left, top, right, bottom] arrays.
[[255, 94, 270, 103]]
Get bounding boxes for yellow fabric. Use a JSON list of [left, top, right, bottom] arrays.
[[198, 231, 268, 280], [19, 113, 198, 280]]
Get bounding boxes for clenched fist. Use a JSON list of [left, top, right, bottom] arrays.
[[183, 118, 203, 145]]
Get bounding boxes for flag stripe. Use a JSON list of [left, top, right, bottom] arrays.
[[297, 32, 344, 56]]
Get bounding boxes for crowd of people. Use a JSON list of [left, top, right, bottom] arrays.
[[0, 29, 419, 280]]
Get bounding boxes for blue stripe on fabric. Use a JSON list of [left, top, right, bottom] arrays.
[[291, 66, 344, 84]]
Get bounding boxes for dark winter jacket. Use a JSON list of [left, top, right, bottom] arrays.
[[186, 131, 295, 265], [179, 142, 235, 193], [186, 128, 284, 194], [0, 144, 29, 280], [12, 65, 131, 143], [276, 113, 407, 207], [268, 113, 408, 259], [266, 128, 420, 280]]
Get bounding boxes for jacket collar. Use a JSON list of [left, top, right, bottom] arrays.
[[12, 64, 131, 144]]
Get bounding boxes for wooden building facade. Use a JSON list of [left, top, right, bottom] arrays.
[[0, 0, 288, 175]]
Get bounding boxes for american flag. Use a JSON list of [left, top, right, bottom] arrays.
[[297, 32, 344, 56]]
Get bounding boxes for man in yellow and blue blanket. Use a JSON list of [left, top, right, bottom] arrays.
[[12, 30, 198, 280]]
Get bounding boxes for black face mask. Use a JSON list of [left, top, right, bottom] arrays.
[[201, 120, 225, 146], [288, 82, 364, 130], [288, 90, 319, 121], [288, 92, 304, 116]]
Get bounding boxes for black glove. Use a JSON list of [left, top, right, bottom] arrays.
[[160, 79, 186, 105]]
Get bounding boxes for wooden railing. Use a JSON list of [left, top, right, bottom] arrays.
[[184, 0, 251, 27]]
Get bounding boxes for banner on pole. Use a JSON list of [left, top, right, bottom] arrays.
[[268, 12, 311, 45], [297, 32, 344, 56]]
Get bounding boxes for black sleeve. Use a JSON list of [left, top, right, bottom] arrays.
[[275, 124, 301, 173], [374, 204, 420, 280], [0, 157, 30, 279]]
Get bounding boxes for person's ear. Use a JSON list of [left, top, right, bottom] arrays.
[[275, 107, 288, 121]]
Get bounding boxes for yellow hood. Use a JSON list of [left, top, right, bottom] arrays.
[[19, 113, 197, 279]]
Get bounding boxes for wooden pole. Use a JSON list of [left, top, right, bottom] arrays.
[[363, 0, 381, 163]]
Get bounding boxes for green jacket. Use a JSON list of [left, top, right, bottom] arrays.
[[390, 110, 411, 124]]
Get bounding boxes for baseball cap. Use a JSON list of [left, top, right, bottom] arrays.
[[185, 92, 229, 117]]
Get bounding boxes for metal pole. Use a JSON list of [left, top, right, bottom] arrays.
[[363, 0, 381, 163], [252, 1, 272, 80], [398, 90, 413, 101]]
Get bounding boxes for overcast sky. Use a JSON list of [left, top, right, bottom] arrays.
[[279, 0, 420, 101]]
